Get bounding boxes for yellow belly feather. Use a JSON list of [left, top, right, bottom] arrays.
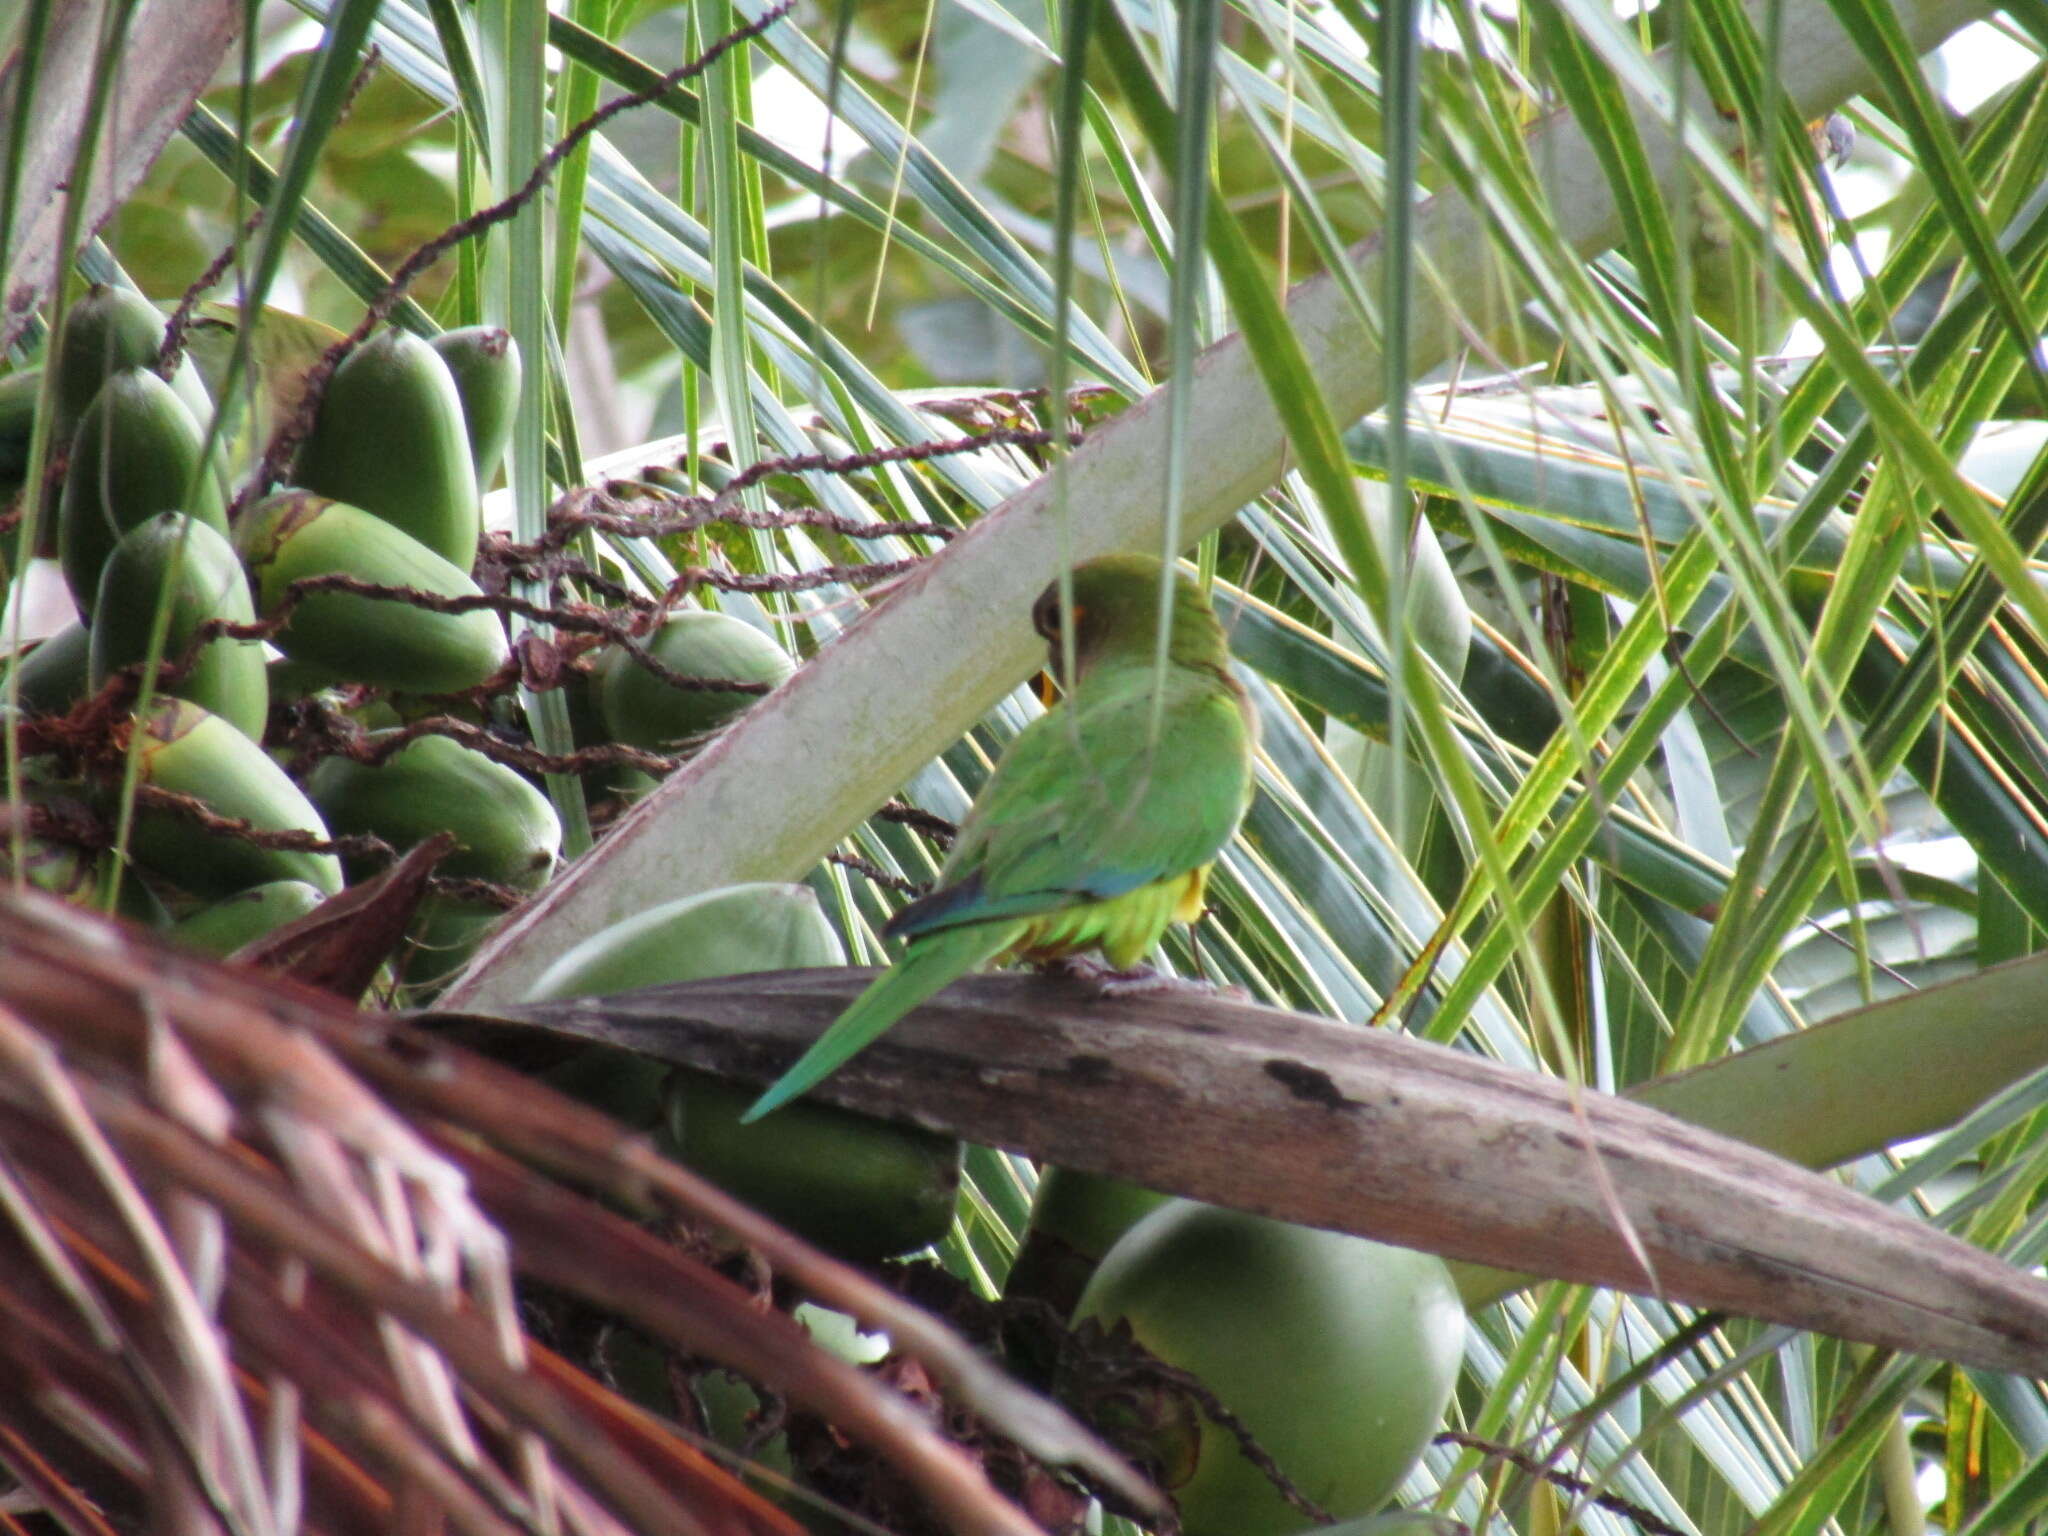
[[1002, 863, 1214, 971]]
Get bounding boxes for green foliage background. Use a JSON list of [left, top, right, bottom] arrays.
[[10, 0, 2048, 1530]]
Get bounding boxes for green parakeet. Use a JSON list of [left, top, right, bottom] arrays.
[[743, 554, 1255, 1122]]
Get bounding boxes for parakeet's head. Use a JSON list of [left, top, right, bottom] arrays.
[[1030, 554, 1230, 675]]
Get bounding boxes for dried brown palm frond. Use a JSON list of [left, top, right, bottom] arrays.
[[0, 889, 1144, 1536]]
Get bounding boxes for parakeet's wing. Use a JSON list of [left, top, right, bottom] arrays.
[[889, 670, 1253, 943]]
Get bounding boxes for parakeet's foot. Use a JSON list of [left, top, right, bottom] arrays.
[[1043, 955, 1235, 998], [1041, 953, 1148, 989]]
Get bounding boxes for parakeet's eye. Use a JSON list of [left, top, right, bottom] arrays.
[[1031, 588, 1062, 639]]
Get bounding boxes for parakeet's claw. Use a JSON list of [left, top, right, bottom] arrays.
[[1043, 954, 1234, 998], [1040, 952, 1150, 988], [1093, 967, 1181, 997]]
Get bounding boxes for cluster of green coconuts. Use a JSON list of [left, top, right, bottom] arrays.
[[0, 284, 795, 971], [2, 287, 1464, 1536]]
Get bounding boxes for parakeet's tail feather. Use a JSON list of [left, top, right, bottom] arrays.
[[740, 923, 1017, 1121]]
